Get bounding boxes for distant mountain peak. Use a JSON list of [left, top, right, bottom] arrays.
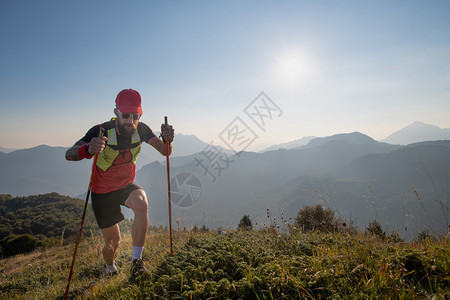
[[0, 147, 17, 154], [304, 132, 378, 148], [382, 121, 450, 145], [407, 121, 440, 129]]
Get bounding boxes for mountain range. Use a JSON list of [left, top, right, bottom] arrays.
[[136, 134, 448, 238], [1, 121, 449, 238]]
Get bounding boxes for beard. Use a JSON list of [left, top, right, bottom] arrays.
[[116, 121, 137, 137]]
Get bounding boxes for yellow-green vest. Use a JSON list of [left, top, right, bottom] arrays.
[[96, 127, 141, 172]]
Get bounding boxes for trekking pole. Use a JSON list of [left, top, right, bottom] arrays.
[[164, 116, 174, 256], [64, 129, 103, 299]]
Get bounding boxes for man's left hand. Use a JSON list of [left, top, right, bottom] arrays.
[[161, 123, 174, 143]]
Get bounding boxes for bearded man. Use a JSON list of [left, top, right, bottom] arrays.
[[65, 88, 174, 281]]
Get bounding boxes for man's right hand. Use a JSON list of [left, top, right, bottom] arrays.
[[88, 136, 108, 155]]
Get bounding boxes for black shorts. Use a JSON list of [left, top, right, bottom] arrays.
[[91, 183, 142, 229]]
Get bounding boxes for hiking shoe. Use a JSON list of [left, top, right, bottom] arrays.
[[104, 263, 119, 279], [130, 258, 151, 282]]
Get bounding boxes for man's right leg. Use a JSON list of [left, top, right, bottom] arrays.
[[101, 223, 121, 274]]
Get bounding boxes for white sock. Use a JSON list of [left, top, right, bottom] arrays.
[[132, 246, 144, 262], [105, 263, 117, 274]]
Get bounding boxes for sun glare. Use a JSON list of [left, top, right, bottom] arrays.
[[274, 49, 316, 89]]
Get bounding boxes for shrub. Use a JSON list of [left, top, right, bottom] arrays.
[[294, 205, 339, 233], [1, 234, 42, 257], [417, 228, 435, 242]]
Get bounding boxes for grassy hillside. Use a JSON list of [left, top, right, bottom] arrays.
[[1, 229, 448, 299]]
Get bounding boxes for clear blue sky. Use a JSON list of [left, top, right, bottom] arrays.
[[1, 0, 449, 149]]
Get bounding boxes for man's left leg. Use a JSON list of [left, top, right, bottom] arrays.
[[124, 188, 150, 280], [100, 224, 120, 276]]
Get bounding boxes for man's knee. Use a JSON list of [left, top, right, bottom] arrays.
[[128, 189, 148, 212], [134, 196, 148, 213]]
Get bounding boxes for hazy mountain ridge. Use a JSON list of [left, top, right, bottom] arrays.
[[0, 134, 212, 197], [0, 145, 92, 197], [300, 131, 382, 149], [262, 141, 450, 235], [1, 122, 449, 235], [134, 133, 448, 234], [261, 136, 315, 152]]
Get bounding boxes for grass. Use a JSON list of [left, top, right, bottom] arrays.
[[0, 229, 449, 299]]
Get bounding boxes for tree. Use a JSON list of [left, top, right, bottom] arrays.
[[365, 220, 385, 239], [294, 205, 339, 233], [417, 228, 434, 241], [238, 215, 253, 231]]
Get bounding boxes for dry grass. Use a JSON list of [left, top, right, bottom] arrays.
[[1, 229, 449, 299]]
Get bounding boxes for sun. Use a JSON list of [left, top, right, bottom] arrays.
[[274, 48, 316, 88]]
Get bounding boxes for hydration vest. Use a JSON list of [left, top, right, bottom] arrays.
[[96, 125, 142, 172]]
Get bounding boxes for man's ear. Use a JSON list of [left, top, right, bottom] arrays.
[[114, 108, 119, 118]]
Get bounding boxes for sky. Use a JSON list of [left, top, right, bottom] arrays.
[[1, 0, 449, 150]]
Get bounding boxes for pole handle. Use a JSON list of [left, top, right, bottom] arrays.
[[165, 116, 168, 126]]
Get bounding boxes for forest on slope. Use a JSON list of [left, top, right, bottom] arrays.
[[0, 193, 99, 257]]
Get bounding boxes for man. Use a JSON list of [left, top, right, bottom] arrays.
[[65, 88, 174, 281]]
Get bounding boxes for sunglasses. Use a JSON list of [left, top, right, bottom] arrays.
[[119, 110, 141, 120]]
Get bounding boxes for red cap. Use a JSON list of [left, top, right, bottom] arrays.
[[115, 89, 143, 114]]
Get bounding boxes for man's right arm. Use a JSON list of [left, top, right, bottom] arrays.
[[65, 140, 86, 161], [66, 136, 108, 161]]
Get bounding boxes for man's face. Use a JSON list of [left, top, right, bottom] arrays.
[[115, 109, 141, 136]]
